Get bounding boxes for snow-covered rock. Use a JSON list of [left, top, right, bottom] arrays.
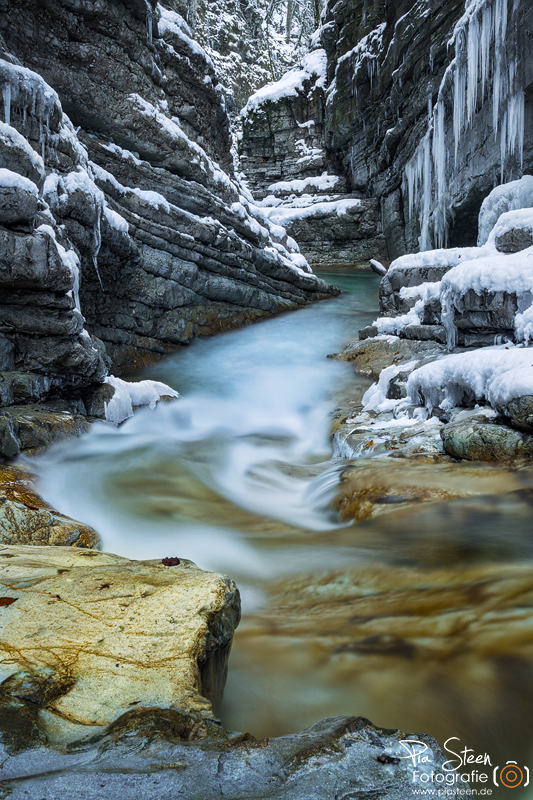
[[104, 376, 179, 426]]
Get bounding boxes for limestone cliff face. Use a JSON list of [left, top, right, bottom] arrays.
[[322, 0, 533, 258], [0, 0, 335, 400], [239, 52, 388, 268], [240, 0, 533, 266]]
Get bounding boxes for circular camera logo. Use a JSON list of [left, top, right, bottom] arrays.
[[500, 762, 524, 788]]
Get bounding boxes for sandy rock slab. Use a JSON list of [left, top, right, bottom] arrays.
[[0, 716, 463, 799], [0, 545, 240, 750], [0, 465, 100, 548]]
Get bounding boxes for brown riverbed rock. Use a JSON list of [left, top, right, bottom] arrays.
[[0, 545, 240, 749], [335, 457, 521, 522], [226, 559, 533, 765], [0, 465, 100, 548], [330, 335, 446, 379]]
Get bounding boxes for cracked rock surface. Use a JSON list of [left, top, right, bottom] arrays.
[[0, 545, 240, 748]]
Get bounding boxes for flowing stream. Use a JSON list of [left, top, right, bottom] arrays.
[[32, 272, 533, 796]]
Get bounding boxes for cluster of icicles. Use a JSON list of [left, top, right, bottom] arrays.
[[404, 0, 524, 251]]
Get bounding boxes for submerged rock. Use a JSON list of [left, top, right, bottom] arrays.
[[0, 466, 100, 547], [334, 456, 523, 522], [0, 545, 240, 747], [228, 557, 533, 760], [504, 394, 533, 434]]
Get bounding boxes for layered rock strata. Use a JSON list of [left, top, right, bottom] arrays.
[[240, 52, 388, 267], [0, 0, 335, 403]]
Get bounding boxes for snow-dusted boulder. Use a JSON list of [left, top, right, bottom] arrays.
[[0, 169, 38, 224]]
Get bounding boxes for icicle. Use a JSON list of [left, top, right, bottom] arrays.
[[92, 254, 104, 290], [453, 27, 467, 164], [92, 195, 104, 291], [466, 12, 479, 121], [146, 2, 153, 45], [72, 262, 81, 312], [2, 83, 10, 126], [432, 98, 446, 198]]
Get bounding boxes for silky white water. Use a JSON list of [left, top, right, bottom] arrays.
[[33, 273, 378, 588]]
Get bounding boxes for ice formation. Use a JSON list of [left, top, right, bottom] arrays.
[[104, 376, 179, 425], [373, 182, 533, 350], [0, 59, 62, 166], [477, 176, 533, 244], [403, 0, 524, 251], [337, 23, 386, 90]]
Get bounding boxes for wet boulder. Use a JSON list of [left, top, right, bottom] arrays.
[[504, 395, 533, 433], [0, 406, 92, 456], [441, 420, 533, 461]]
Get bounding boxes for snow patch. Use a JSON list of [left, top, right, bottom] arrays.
[[241, 49, 327, 115], [264, 198, 361, 226], [104, 376, 179, 426], [156, 4, 214, 67], [267, 173, 339, 196], [407, 345, 533, 412], [104, 205, 129, 233]]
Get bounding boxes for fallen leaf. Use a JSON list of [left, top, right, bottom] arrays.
[[0, 597, 17, 606], [365, 441, 374, 448]]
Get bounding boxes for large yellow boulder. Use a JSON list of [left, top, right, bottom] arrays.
[[0, 545, 240, 748]]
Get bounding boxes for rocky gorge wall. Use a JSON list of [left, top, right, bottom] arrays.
[[0, 0, 335, 412], [240, 0, 533, 266], [322, 0, 533, 257], [239, 51, 388, 267]]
